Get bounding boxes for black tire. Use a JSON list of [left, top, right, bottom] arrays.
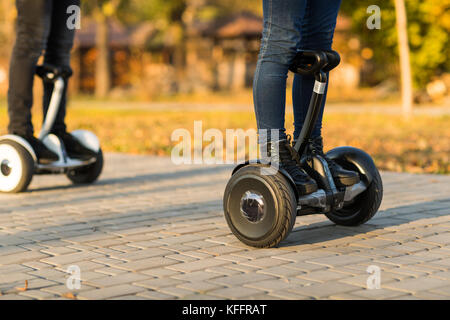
[[223, 165, 297, 248], [0, 140, 34, 193], [325, 151, 383, 226], [66, 149, 103, 184]]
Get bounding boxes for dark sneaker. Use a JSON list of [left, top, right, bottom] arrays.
[[20, 135, 59, 164], [55, 131, 97, 160], [307, 136, 360, 187], [263, 138, 318, 195]]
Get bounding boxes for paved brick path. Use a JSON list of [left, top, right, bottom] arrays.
[[0, 153, 449, 300]]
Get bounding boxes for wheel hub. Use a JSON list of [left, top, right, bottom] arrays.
[[1, 160, 12, 176], [240, 190, 265, 223]]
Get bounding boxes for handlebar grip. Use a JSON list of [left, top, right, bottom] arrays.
[[322, 50, 341, 72], [36, 64, 73, 82], [289, 50, 328, 76]]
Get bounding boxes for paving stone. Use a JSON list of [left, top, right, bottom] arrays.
[[40, 247, 79, 256], [413, 291, 450, 299], [429, 271, 450, 280], [351, 288, 407, 300], [166, 253, 198, 263], [108, 248, 172, 262], [77, 284, 146, 300], [0, 251, 49, 265], [223, 263, 261, 273], [158, 286, 195, 298], [171, 271, 221, 282], [2, 266, 41, 282], [297, 270, 350, 283], [244, 279, 293, 292], [349, 238, 398, 249], [166, 258, 229, 273], [209, 273, 275, 286], [328, 292, 367, 300], [180, 294, 224, 300], [239, 258, 290, 269], [134, 278, 186, 289], [0, 294, 33, 300], [383, 277, 449, 294], [85, 273, 150, 287], [136, 290, 177, 300], [209, 286, 265, 299], [256, 265, 306, 278], [40, 252, 104, 266], [306, 255, 370, 267], [140, 268, 181, 278], [178, 281, 224, 293], [204, 266, 243, 276], [109, 295, 147, 300], [198, 245, 245, 256], [429, 286, 450, 297], [284, 262, 328, 272], [288, 281, 362, 299], [93, 265, 129, 276], [0, 264, 34, 274], [114, 257, 179, 271], [268, 290, 309, 300], [19, 290, 58, 300]]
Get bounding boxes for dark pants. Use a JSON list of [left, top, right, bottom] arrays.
[[7, 0, 79, 137], [253, 0, 342, 143]]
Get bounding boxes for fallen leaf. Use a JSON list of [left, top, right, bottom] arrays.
[[62, 292, 77, 299], [16, 280, 28, 292]]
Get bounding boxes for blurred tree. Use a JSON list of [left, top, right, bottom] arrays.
[[82, 0, 261, 87], [81, 0, 125, 98], [0, 0, 16, 60], [341, 0, 450, 90], [394, 0, 413, 116], [116, 0, 260, 62]]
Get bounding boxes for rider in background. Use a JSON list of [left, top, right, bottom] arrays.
[[7, 0, 94, 164]]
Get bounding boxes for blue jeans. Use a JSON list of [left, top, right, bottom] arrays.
[[253, 0, 342, 144]]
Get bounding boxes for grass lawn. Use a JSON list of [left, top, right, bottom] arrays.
[[0, 99, 448, 174]]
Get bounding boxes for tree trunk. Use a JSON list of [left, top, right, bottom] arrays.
[[95, 12, 111, 98], [394, 0, 413, 117]]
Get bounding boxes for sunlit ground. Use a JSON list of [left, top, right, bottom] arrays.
[[0, 97, 449, 174]]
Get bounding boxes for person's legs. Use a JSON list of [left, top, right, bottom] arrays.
[[43, 0, 80, 134], [292, 0, 342, 140], [253, 0, 317, 195], [291, 0, 359, 187], [6, 0, 59, 163], [7, 0, 52, 137], [253, 0, 306, 144], [42, 0, 95, 160]]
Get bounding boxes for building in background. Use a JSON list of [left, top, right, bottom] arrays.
[[70, 12, 362, 99]]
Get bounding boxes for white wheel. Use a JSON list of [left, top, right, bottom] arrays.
[[0, 140, 34, 193]]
